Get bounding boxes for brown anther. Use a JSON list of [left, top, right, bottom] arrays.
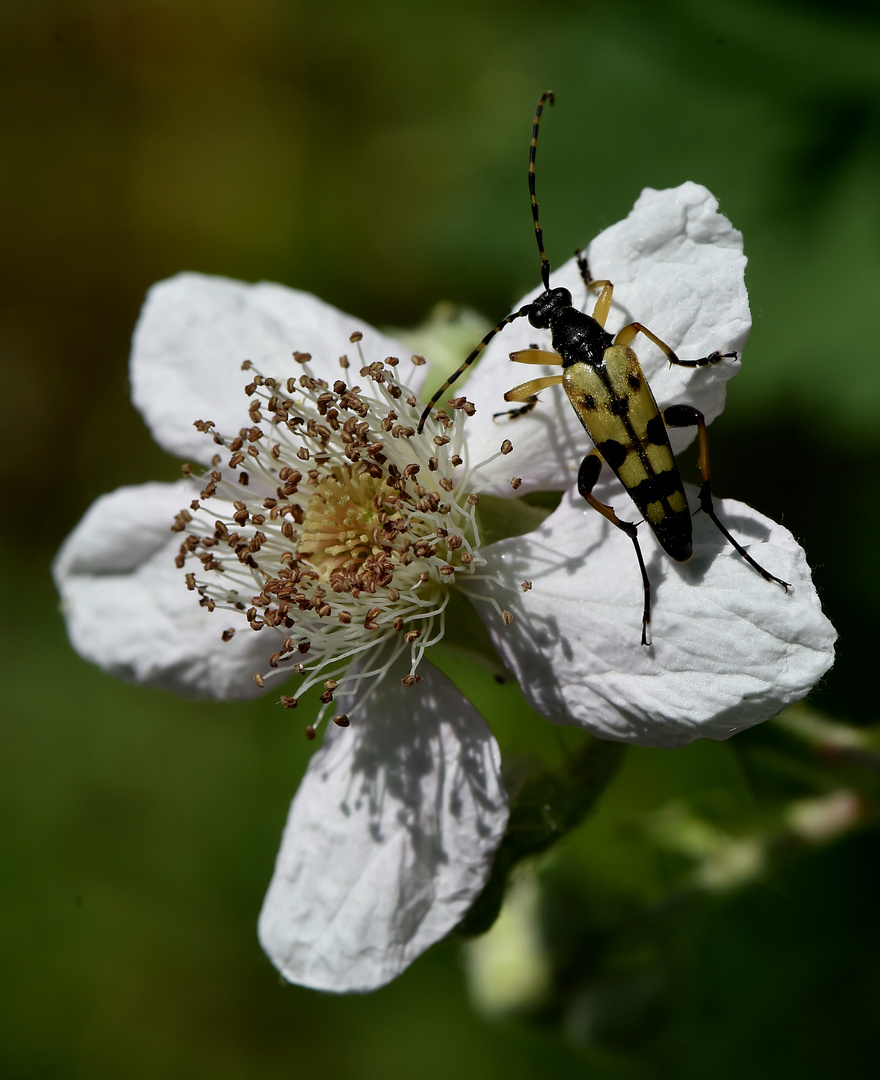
[[332, 715, 350, 727], [349, 331, 363, 343], [293, 351, 312, 363], [185, 573, 196, 590], [411, 355, 426, 366], [241, 360, 253, 370], [401, 673, 422, 687], [500, 440, 513, 455], [404, 629, 421, 644], [221, 628, 236, 641], [451, 455, 462, 467], [511, 477, 523, 489], [501, 610, 514, 626], [280, 695, 298, 708], [254, 673, 265, 687], [467, 493, 479, 505], [305, 725, 317, 741], [521, 581, 532, 591], [181, 463, 192, 476], [171, 509, 193, 532]]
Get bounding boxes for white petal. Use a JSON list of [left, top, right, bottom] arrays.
[[258, 659, 509, 993], [476, 484, 836, 747], [463, 184, 749, 493], [53, 483, 280, 699], [131, 273, 417, 462]]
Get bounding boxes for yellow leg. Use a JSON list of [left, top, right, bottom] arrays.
[[615, 322, 734, 368], [504, 373, 564, 402], [663, 404, 790, 589], [575, 250, 614, 328], [509, 348, 561, 366]]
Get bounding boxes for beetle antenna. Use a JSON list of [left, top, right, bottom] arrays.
[[530, 91, 554, 292]]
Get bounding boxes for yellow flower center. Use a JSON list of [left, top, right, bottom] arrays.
[[298, 469, 392, 579]]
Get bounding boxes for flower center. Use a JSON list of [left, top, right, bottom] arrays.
[[172, 337, 504, 735], [298, 468, 396, 580]]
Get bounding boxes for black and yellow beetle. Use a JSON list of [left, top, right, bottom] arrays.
[[418, 92, 789, 645]]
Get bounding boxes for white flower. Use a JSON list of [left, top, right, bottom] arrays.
[[53, 183, 835, 993]]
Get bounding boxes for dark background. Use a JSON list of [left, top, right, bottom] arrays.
[[3, 1, 879, 1077]]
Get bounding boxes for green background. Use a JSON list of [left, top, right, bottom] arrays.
[[3, 1, 879, 1077]]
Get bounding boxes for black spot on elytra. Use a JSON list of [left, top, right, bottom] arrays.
[[628, 373, 641, 391], [582, 393, 597, 411], [629, 470, 684, 506], [598, 439, 627, 469], [577, 452, 603, 496], [609, 397, 630, 418]]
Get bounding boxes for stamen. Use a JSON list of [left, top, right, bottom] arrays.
[[173, 334, 499, 733]]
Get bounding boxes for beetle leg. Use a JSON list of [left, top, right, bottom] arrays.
[[509, 348, 561, 365], [493, 396, 539, 421], [663, 404, 791, 589], [504, 373, 564, 402], [615, 323, 736, 368], [578, 449, 653, 646], [574, 251, 614, 328]]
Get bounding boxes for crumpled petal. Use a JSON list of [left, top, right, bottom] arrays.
[[53, 482, 277, 699], [463, 183, 749, 493], [476, 483, 836, 747], [258, 659, 509, 993], [131, 273, 418, 462]]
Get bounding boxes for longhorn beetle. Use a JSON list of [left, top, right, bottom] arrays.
[[417, 91, 789, 646]]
